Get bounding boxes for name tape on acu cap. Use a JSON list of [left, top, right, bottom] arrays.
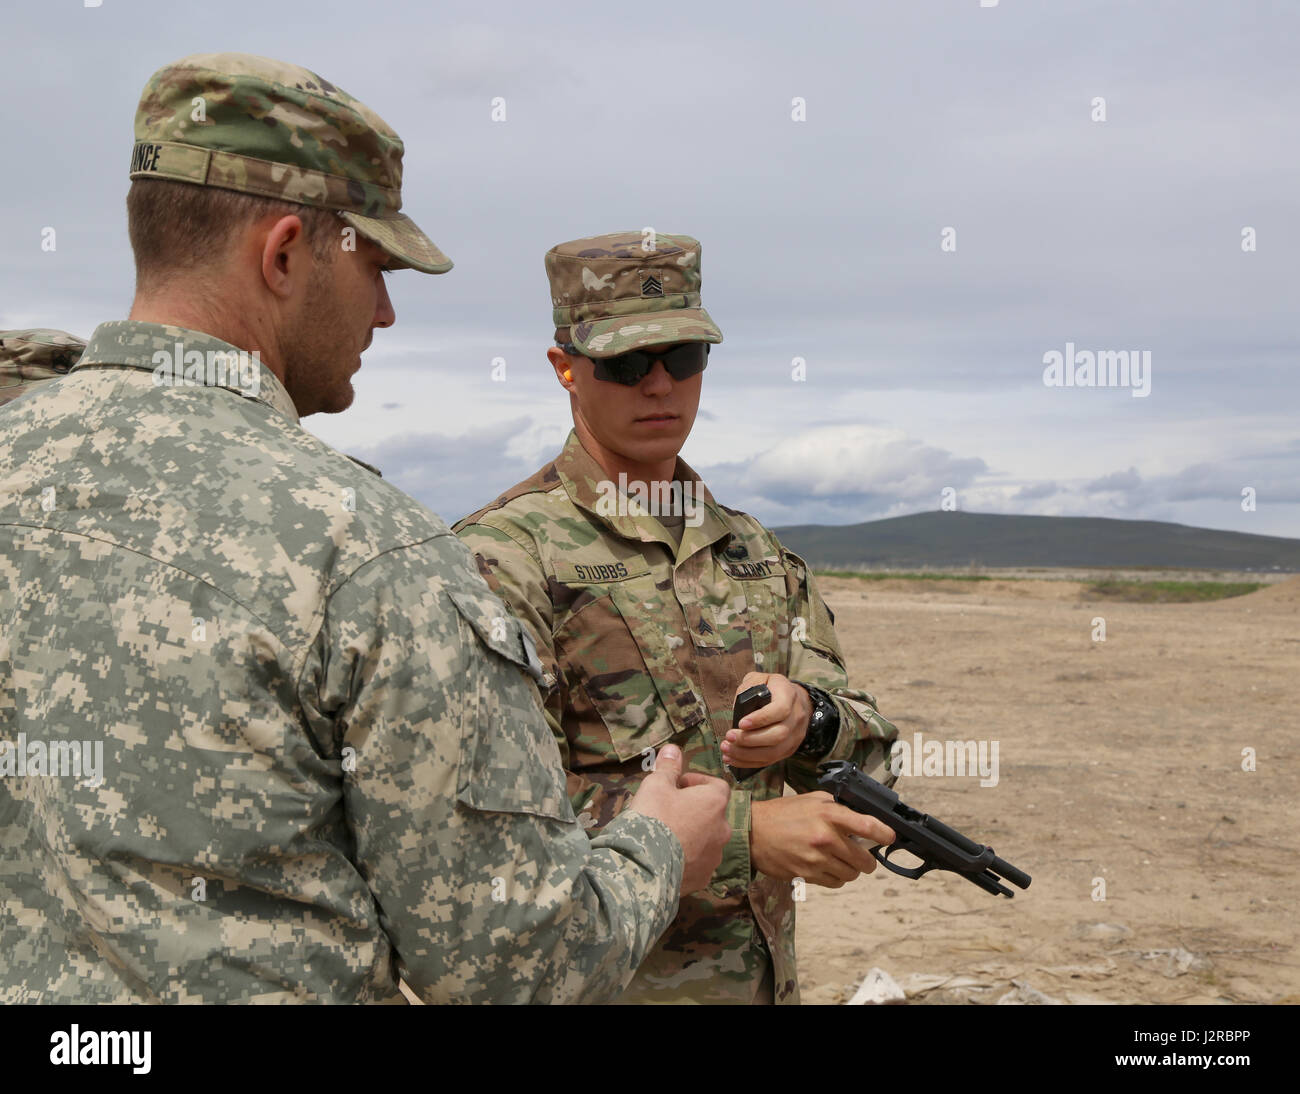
[[130, 52, 452, 275], [546, 231, 723, 358]]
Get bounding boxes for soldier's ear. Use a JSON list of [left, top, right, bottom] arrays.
[[546, 345, 572, 385]]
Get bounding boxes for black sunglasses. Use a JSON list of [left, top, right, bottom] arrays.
[[561, 341, 710, 386]]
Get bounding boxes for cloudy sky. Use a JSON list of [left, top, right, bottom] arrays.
[[4, 0, 1296, 537]]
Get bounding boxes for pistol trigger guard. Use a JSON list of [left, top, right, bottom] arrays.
[[873, 840, 936, 881]]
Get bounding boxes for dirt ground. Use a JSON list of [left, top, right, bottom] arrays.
[[796, 574, 1300, 1005]]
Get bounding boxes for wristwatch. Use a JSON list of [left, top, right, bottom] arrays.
[[794, 682, 840, 758]]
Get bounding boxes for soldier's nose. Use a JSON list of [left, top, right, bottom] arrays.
[[642, 361, 673, 392]]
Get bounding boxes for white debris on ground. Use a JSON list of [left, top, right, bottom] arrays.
[[845, 967, 906, 1005], [840, 930, 1216, 1005], [844, 967, 1121, 1005], [996, 980, 1064, 1005], [1071, 922, 1132, 943], [1137, 947, 1212, 978]]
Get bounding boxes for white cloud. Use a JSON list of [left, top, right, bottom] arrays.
[[744, 425, 986, 500]]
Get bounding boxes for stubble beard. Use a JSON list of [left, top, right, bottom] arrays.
[[283, 257, 356, 416]]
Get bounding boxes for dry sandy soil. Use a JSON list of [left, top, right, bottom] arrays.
[[796, 574, 1299, 1005]]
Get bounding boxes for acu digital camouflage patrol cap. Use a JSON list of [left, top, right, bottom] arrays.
[[130, 53, 451, 274], [0, 329, 85, 407], [546, 232, 723, 358]]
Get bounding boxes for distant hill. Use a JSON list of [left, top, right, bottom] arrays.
[[771, 511, 1300, 571]]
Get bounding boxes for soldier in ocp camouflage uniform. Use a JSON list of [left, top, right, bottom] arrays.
[[454, 233, 900, 1004], [0, 329, 85, 408], [0, 58, 733, 1004]]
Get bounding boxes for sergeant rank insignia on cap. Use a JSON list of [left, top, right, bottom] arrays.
[[544, 231, 723, 359]]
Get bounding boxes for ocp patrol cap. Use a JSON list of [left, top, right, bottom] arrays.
[[0, 329, 86, 407], [545, 231, 723, 358], [130, 52, 451, 274]]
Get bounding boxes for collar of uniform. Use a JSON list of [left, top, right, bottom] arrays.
[[74, 320, 300, 424], [554, 428, 737, 552]]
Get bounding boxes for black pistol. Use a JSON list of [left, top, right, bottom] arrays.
[[726, 684, 772, 782], [817, 760, 1031, 898]]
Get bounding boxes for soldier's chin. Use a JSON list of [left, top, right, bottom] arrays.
[[623, 429, 685, 463], [314, 380, 356, 416]]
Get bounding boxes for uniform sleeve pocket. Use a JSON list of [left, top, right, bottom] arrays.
[[447, 586, 544, 680], [447, 586, 571, 821]]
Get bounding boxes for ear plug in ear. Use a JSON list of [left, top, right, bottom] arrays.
[[563, 369, 572, 382]]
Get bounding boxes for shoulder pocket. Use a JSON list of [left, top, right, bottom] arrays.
[[777, 550, 846, 665], [448, 586, 544, 681], [448, 587, 570, 821]]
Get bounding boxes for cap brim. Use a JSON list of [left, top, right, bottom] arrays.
[[571, 307, 722, 358], [341, 211, 453, 275]]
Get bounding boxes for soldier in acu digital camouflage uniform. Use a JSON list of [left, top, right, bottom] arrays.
[[454, 232, 900, 1004], [0, 329, 85, 408], [0, 58, 731, 1005]]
